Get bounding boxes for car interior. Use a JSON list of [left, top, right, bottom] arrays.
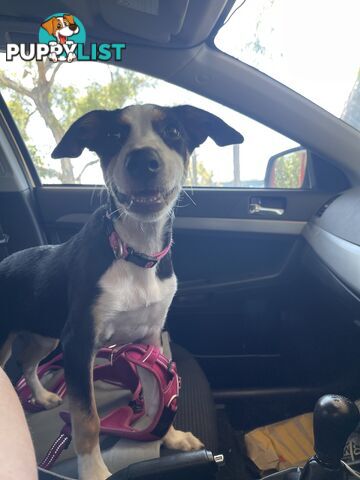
[[0, 1, 360, 479]]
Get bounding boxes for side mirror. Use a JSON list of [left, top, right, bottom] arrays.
[[264, 147, 310, 189]]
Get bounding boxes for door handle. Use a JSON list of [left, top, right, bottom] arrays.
[[249, 202, 285, 216]]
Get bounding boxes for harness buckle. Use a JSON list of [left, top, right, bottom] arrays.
[[167, 360, 174, 373]]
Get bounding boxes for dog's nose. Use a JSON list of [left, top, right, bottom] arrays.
[[69, 24, 78, 31], [125, 148, 162, 178]]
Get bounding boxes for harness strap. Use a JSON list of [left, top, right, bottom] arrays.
[[39, 419, 72, 470]]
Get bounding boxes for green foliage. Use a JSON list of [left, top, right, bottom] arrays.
[[0, 59, 215, 186], [185, 158, 214, 186], [244, 0, 277, 61], [273, 151, 305, 188], [7, 94, 32, 132], [7, 92, 58, 180], [342, 67, 360, 131], [50, 68, 152, 131]]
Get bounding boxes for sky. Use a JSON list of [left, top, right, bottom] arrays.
[[1, 0, 359, 186], [217, 0, 360, 117]]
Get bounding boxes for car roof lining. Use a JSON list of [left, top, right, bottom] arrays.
[[0, 0, 232, 48]]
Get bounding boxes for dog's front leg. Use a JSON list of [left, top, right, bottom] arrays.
[[63, 329, 111, 480], [139, 333, 204, 452]]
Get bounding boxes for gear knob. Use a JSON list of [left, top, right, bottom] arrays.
[[314, 395, 360, 468]]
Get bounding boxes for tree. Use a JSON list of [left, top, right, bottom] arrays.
[[186, 158, 214, 186], [185, 150, 214, 186], [0, 60, 150, 183], [0, 58, 218, 187], [243, 0, 277, 60], [272, 151, 304, 188], [342, 68, 360, 130]]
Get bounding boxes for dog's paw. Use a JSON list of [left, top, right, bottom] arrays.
[[163, 427, 204, 451], [48, 53, 58, 63], [79, 467, 111, 480], [67, 52, 77, 62], [31, 391, 62, 410], [78, 455, 111, 480]]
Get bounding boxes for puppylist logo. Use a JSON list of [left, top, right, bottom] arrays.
[[6, 13, 126, 63]]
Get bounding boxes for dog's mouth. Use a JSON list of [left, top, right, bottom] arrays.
[[58, 33, 67, 44], [113, 187, 177, 213]]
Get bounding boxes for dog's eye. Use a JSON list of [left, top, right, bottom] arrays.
[[164, 125, 181, 140], [57, 23, 62, 28], [64, 21, 69, 26]]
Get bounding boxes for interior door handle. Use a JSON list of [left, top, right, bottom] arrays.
[[249, 202, 285, 216]]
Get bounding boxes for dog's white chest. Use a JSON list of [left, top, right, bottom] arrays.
[[93, 260, 177, 346]]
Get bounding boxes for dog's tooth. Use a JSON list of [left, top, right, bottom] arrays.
[[132, 192, 164, 205]]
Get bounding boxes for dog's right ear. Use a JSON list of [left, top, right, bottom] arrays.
[[52, 110, 109, 158], [41, 17, 57, 36]]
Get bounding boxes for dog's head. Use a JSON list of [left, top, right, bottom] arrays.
[[52, 104, 244, 221], [41, 15, 79, 43]]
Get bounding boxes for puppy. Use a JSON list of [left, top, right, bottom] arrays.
[[41, 14, 79, 62], [0, 104, 243, 480]]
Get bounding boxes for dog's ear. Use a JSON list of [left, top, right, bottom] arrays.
[[63, 14, 75, 25], [171, 105, 244, 152], [52, 110, 109, 159], [41, 17, 57, 36]]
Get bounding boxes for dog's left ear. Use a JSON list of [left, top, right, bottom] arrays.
[[172, 105, 244, 152], [52, 110, 109, 158], [41, 17, 57, 36]]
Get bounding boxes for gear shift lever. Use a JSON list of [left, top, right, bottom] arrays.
[[300, 395, 360, 480], [262, 395, 360, 480], [314, 395, 360, 468]]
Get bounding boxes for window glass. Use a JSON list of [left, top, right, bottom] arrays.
[[0, 56, 298, 187], [216, 0, 360, 133]]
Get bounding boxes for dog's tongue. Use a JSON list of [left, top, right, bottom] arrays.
[[59, 34, 66, 44]]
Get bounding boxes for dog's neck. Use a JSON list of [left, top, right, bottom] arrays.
[[112, 210, 173, 256]]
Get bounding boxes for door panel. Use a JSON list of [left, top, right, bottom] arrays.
[[36, 186, 331, 223]]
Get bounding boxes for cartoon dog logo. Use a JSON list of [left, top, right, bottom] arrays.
[[41, 14, 79, 62]]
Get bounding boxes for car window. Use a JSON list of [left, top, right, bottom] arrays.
[[216, 0, 360, 133], [0, 55, 299, 188]]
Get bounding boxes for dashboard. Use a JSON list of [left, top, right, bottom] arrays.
[[303, 187, 360, 300]]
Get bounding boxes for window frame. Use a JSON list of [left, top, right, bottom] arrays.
[[0, 94, 42, 187]]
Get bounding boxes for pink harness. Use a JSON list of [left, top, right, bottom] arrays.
[[16, 344, 180, 470]]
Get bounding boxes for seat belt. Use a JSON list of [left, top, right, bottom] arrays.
[[0, 223, 9, 261]]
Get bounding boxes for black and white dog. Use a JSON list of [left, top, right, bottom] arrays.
[[0, 104, 243, 480]]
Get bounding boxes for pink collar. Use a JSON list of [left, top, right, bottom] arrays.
[[108, 226, 173, 269]]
